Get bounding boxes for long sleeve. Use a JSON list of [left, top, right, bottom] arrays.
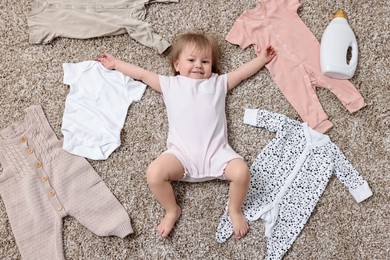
[[243, 109, 290, 133], [126, 19, 170, 54], [331, 144, 373, 203]]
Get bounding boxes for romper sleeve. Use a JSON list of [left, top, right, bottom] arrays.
[[158, 75, 171, 95], [125, 77, 147, 103], [283, 0, 302, 13], [243, 109, 289, 133], [62, 61, 92, 85], [215, 74, 228, 94], [226, 18, 252, 49], [331, 144, 373, 203]]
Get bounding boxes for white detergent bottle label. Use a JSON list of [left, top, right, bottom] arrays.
[[320, 9, 358, 80]]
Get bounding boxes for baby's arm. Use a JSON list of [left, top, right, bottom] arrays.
[[227, 46, 276, 91], [96, 53, 161, 93]]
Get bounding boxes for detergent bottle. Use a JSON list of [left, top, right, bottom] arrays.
[[320, 9, 358, 79]]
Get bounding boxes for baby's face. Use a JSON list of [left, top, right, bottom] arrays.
[[174, 43, 213, 79]]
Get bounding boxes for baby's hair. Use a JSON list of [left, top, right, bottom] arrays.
[[169, 31, 221, 75]]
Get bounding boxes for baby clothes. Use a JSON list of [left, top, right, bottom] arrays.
[[62, 60, 146, 160], [0, 105, 133, 260], [27, 0, 180, 54], [226, 0, 367, 133], [159, 74, 243, 182], [216, 109, 372, 260]]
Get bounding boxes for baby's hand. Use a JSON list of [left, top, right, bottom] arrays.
[[95, 53, 117, 70], [257, 46, 276, 64]]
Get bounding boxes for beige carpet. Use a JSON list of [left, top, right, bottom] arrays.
[[0, 0, 389, 259]]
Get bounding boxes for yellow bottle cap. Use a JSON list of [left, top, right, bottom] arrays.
[[333, 9, 348, 20]]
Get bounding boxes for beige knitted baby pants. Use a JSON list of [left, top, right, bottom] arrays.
[[0, 105, 133, 259]]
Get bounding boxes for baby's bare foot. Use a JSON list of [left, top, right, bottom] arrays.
[[156, 206, 181, 238], [230, 211, 249, 239]]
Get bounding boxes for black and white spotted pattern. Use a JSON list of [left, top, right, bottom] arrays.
[[216, 109, 372, 260]]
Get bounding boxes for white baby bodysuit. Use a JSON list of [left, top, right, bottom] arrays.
[[62, 61, 146, 160]]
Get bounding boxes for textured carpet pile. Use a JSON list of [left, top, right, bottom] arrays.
[[0, 0, 389, 259]]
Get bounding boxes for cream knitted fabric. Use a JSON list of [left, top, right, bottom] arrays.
[[0, 105, 133, 259], [26, 0, 180, 54]]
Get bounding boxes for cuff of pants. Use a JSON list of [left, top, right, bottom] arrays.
[[346, 97, 367, 113], [313, 119, 333, 133], [111, 219, 133, 239]]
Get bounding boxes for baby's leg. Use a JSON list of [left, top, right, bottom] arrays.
[[224, 158, 250, 239], [146, 153, 185, 238]]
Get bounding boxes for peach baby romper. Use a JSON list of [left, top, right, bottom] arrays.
[[226, 0, 366, 133]]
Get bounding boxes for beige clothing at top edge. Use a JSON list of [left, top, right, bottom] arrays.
[[27, 0, 179, 54], [0, 105, 132, 259]]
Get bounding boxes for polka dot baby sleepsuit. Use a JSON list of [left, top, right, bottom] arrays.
[[216, 109, 373, 260]]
